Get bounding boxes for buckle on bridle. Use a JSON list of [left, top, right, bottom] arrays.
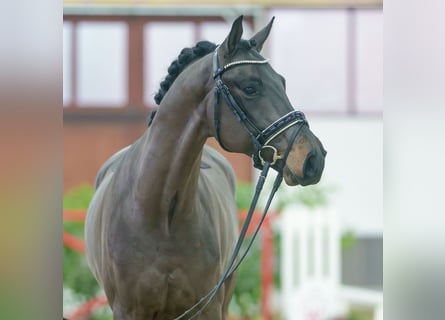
[[259, 145, 283, 166]]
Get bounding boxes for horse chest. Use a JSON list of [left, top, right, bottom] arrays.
[[109, 232, 223, 318]]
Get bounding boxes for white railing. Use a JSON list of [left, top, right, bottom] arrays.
[[280, 206, 382, 320]]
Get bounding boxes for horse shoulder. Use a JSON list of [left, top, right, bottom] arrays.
[[199, 146, 238, 261], [201, 145, 237, 193]]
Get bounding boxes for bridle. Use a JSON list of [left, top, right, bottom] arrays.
[[212, 45, 308, 169], [174, 46, 309, 320]]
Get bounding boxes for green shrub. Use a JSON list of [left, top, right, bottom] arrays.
[[63, 184, 109, 319]]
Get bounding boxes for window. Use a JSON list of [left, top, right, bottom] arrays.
[[356, 10, 383, 113], [76, 21, 128, 107], [63, 12, 381, 116], [200, 21, 253, 44], [269, 8, 382, 115], [144, 22, 195, 106], [63, 16, 244, 115], [270, 9, 348, 113]]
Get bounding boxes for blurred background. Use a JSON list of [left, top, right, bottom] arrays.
[[63, 0, 382, 319]]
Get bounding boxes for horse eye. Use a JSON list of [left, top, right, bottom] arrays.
[[243, 86, 257, 95]]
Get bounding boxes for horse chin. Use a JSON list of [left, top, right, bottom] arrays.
[[283, 167, 301, 186], [283, 166, 321, 187]]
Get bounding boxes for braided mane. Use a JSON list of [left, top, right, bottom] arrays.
[[154, 40, 217, 105]]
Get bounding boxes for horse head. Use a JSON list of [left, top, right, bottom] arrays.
[[209, 16, 326, 186]]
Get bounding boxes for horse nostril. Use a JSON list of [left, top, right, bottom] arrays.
[[303, 153, 317, 178]]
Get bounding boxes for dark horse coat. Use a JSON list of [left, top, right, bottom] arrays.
[[85, 15, 326, 320]]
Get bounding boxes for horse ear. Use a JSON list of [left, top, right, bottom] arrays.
[[249, 16, 275, 52], [220, 15, 244, 58]]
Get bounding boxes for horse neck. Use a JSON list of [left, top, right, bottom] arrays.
[[133, 55, 213, 230]]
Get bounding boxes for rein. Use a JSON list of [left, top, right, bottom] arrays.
[[174, 47, 307, 320]]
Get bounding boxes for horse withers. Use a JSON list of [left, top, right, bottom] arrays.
[[85, 16, 326, 320]]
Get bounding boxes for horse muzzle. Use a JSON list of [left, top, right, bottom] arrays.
[[283, 144, 326, 186]]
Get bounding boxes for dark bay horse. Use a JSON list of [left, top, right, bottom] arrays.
[[85, 16, 326, 320]]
